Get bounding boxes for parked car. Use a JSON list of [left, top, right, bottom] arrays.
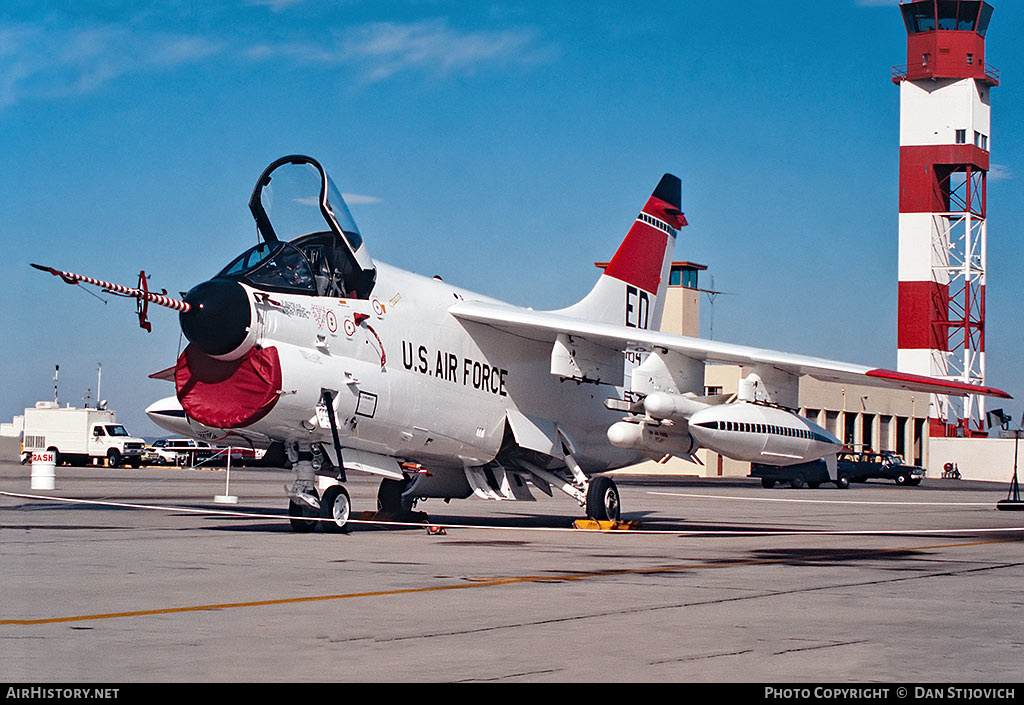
[[144, 438, 214, 466], [210, 446, 266, 466], [836, 451, 925, 486]]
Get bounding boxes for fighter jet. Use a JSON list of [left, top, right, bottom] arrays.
[[35, 155, 1012, 532]]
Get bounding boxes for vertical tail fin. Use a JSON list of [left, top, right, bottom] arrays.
[[554, 174, 685, 329]]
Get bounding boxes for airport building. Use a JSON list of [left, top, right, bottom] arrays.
[[619, 263, 933, 480]]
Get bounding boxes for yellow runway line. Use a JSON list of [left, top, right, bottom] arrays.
[[1, 539, 1013, 627]]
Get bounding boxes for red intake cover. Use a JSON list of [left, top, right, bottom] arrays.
[[175, 344, 282, 428]]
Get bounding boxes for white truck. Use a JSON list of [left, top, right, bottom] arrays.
[[21, 402, 147, 468]]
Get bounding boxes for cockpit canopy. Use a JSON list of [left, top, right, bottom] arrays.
[[217, 155, 376, 298]]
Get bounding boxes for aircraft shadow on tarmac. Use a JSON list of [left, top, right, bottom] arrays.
[[194, 507, 807, 536], [747, 546, 924, 567]]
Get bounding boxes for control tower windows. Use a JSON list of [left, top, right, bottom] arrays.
[[937, 1, 959, 30]]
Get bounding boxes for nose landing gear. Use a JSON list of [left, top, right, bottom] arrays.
[[285, 441, 351, 533]]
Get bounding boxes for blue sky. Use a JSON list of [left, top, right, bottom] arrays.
[[2, 0, 1023, 437]]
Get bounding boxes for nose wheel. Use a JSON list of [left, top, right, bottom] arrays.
[[288, 488, 320, 533], [320, 484, 351, 533]]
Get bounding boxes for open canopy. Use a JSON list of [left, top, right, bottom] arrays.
[[220, 155, 376, 298]]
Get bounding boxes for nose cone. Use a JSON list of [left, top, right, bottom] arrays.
[[179, 278, 252, 357], [145, 395, 192, 436]]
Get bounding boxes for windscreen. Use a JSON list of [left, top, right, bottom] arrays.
[[217, 242, 317, 294], [325, 173, 363, 251]]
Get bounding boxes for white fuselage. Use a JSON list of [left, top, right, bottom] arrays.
[[152, 262, 848, 480], [160, 262, 643, 475]]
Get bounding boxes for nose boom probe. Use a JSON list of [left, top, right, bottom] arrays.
[[31, 263, 191, 332]]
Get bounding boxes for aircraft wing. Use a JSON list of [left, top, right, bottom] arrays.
[[449, 301, 1012, 399]]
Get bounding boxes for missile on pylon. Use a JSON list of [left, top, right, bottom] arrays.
[[607, 419, 698, 459], [642, 391, 712, 422]]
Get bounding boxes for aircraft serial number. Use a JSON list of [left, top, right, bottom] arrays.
[[401, 341, 508, 397]]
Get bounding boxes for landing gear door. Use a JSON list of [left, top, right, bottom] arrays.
[[248, 155, 376, 296]]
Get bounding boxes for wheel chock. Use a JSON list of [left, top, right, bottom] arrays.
[[353, 510, 446, 533], [353, 510, 431, 525], [572, 519, 641, 531]]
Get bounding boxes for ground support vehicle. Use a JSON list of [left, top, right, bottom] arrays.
[[21, 402, 146, 467]]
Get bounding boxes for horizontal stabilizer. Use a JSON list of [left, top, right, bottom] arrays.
[[148, 366, 176, 382]]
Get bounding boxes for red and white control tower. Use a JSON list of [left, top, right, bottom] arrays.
[[893, 1, 997, 437]]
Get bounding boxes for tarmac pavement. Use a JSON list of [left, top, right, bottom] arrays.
[[1, 460, 1022, 683]]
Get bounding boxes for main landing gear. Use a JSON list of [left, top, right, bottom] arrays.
[[586, 475, 621, 522], [522, 455, 623, 522], [283, 437, 625, 531]]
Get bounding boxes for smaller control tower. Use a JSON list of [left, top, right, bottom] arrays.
[[893, 1, 997, 437]]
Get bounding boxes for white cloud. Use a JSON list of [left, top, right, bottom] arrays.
[[0, 19, 223, 109], [245, 19, 553, 83], [247, 0, 305, 11], [341, 193, 382, 205], [0, 15, 552, 110], [349, 20, 542, 80], [989, 163, 1013, 182]]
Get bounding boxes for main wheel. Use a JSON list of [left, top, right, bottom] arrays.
[[836, 474, 851, 489], [586, 476, 621, 521], [107, 448, 122, 468], [320, 485, 351, 534], [288, 489, 320, 533], [789, 473, 806, 489]]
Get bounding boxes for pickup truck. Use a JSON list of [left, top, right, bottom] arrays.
[[752, 451, 925, 489]]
